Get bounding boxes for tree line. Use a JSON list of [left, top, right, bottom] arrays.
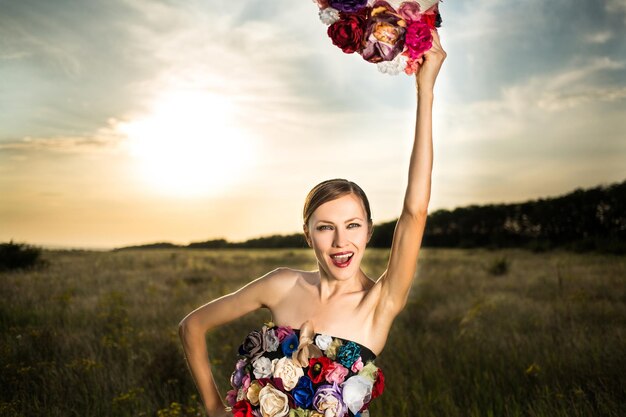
[[117, 180, 626, 254]]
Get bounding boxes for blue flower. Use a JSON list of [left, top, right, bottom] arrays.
[[292, 375, 314, 408], [336, 341, 361, 368], [281, 333, 299, 357]]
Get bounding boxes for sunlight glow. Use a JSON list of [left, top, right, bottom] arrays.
[[119, 90, 255, 197]]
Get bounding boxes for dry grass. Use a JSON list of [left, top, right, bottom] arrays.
[[0, 248, 624, 416]]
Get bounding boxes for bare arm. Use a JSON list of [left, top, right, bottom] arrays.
[[378, 29, 447, 314], [178, 267, 288, 416]]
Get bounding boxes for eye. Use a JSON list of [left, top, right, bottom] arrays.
[[347, 223, 361, 229], [316, 225, 333, 231]]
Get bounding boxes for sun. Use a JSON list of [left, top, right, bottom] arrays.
[[119, 90, 256, 197]]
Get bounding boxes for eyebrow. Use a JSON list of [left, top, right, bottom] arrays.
[[315, 217, 364, 225]]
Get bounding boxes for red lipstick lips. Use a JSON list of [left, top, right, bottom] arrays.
[[330, 251, 354, 268]]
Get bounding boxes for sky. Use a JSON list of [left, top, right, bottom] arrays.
[[1, 0, 625, 249]]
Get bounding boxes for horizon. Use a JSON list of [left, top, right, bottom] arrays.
[[11, 178, 622, 251], [2, 0, 625, 249]]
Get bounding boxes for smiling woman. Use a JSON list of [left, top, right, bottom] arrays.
[[119, 90, 256, 197]]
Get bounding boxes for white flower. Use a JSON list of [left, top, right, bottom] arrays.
[[252, 356, 274, 379], [258, 384, 290, 417], [341, 375, 374, 415], [263, 329, 280, 352], [319, 7, 340, 25], [236, 387, 247, 402], [377, 53, 408, 76], [272, 357, 304, 391], [315, 334, 333, 351]]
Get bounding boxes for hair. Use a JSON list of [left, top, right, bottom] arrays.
[[303, 179, 373, 229]]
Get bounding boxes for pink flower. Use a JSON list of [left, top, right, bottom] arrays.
[[325, 361, 349, 384], [404, 20, 432, 60], [275, 326, 295, 342], [398, 2, 421, 22], [242, 373, 251, 391], [351, 356, 364, 372], [226, 389, 238, 407], [403, 53, 421, 75]]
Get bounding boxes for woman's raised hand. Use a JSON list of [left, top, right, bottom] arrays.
[[416, 29, 447, 93]]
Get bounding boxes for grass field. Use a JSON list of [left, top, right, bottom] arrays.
[[1, 248, 625, 417]]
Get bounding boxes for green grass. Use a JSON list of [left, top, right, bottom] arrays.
[[0, 248, 624, 416]]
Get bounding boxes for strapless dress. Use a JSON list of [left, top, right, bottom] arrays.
[[225, 321, 384, 417]]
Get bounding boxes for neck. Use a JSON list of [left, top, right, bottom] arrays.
[[316, 265, 366, 302]]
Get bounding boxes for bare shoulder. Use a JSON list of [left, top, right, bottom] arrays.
[[252, 267, 305, 309]]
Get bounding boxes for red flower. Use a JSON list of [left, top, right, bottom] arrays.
[[307, 356, 333, 384], [371, 367, 385, 399], [232, 399, 253, 417], [327, 9, 369, 54], [421, 13, 437, 29]]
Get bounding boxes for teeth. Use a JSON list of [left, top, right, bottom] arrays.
[[331, 253, 353, 261]]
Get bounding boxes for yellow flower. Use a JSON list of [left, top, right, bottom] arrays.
[[357, 361, 379, 382], [289, 408, 310, 417], [525, 363, 541, 377], [247, 380, 262, 406], [325, 338, 343, 360]]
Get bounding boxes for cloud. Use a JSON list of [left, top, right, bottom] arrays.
[[606, 0, 626, 21], [441, 56, 626, 142], [584, 30, 614, 44], [0, 119, 124, 153]]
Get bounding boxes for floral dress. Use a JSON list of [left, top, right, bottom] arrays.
[[225, 321, 385, 417]]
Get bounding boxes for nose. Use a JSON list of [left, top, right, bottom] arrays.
[[333, 228, 348, 248]]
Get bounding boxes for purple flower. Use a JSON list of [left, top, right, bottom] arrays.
[[329, 0, 368, 13], [230, 358, 248, 389], [313, 382, 347, 417]]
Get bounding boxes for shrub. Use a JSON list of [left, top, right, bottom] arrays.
[[486, 256, 510, 276], [0, 241, 47, 271]]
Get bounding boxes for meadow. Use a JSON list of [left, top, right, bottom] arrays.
[[0, 248, 625, 417]]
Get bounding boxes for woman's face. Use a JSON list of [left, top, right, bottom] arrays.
[[305, 193, 372, 281]]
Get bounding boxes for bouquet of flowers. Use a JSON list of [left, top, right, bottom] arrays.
[[314, 0, 443, 75], [225, 322, 385, 417]]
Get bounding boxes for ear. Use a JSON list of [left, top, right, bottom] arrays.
[[367, 221, 374, 243], [303, 223, 312, 248]]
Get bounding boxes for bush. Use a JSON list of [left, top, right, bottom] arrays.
[[486, 256, 510, 276], [0, 241, 47, 271]]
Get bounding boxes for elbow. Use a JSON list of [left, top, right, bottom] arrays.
[[178, 315, 198, 343], [402, 204, 429, 220], [178, 317, 188, 342]]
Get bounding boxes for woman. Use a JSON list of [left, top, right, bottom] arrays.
[[179, 29, 446, 417]]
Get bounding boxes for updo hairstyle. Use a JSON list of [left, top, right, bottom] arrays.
[[302, 179, 373, 238]]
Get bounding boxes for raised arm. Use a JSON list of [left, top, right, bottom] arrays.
[[378, 29, 446, 314], [178, 267, 290, 417]]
